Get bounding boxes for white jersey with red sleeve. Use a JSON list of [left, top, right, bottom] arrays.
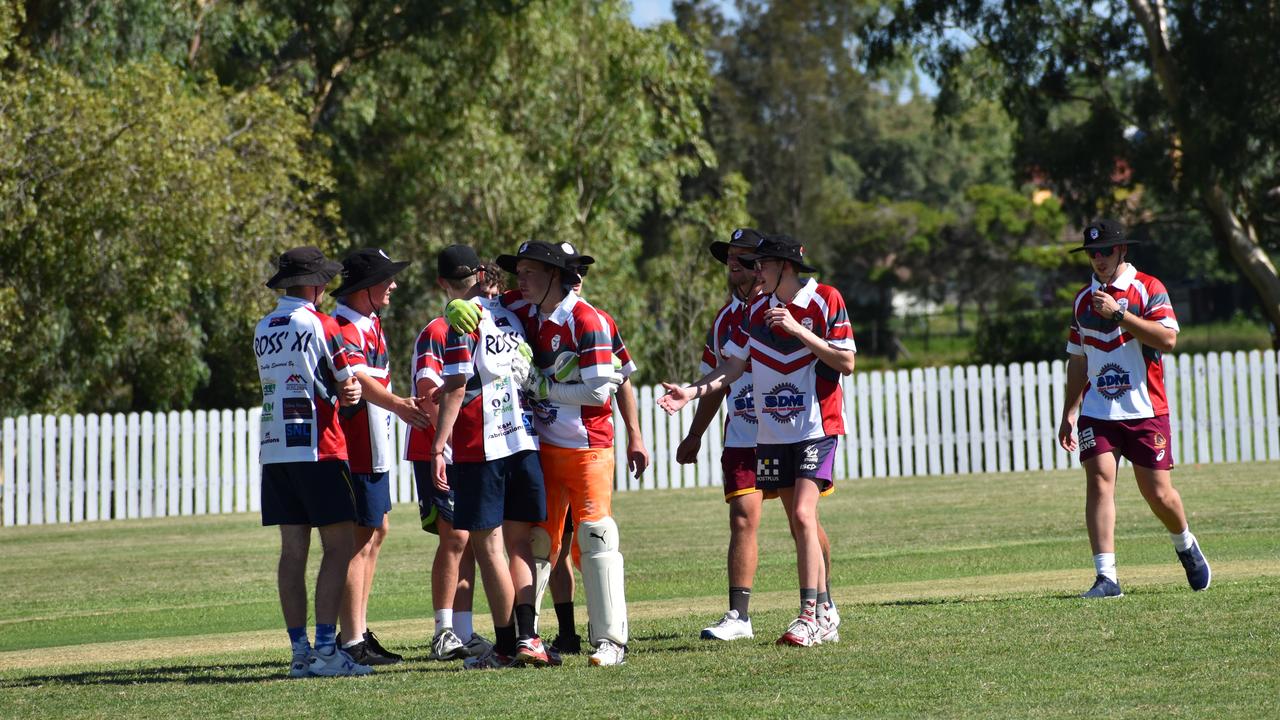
[[405, 316, 450, 463], [724, 279, 856, 444], [442, 299, 538, 463], [254, 296, 356, 464], [1066, 264, 1179, 420], [333, 303, 395, 473], [701, 295, 756, 448], [528, 291, 617, 449]]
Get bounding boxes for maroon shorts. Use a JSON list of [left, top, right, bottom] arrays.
[[1078, 415, 1174, 470], [721, 447, 762, 502]]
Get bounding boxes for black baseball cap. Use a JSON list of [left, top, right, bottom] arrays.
[[437, 244, 483, 280], [265, 246, 343, 289]]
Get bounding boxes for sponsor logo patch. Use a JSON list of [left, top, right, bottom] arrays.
[[1079, 426, 1096, 451], [262, 382, 276, 397], [762, 382, 807, 423], [799, 443, 821, 472], [531, 399, 558, 426], [801, 317, 814, 331], [261, 401, 274, 422], [757, 456, 781, 478], [285, 373, 306, 393], [268, 315, 290, 327], [731, 385, 757, 425], [1094, 362, 1132, 401], [285, 423, 311, 447], [283, 398, 313, 420], [262, 431, 279, 445], [550, 335, 561, 352], [1156, 449, 1166, 462], [1153, 432, 1167, 449]]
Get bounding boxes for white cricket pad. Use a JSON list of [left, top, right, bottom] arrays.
[[578, 517, 628, 645], [530, 526, 552, 632]]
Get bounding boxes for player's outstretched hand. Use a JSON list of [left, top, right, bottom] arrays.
[[1058, 416, 1077, 452], [675, 435, 700, 464], [657, 382, 692, 415], [445, 299, 480, 334], [397, 396, 431, 429]]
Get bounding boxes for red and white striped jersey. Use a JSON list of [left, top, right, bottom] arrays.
[[405, 317, 448, 463], [1066, 264, 1179, 420], [255, 296, 355, 464], [334, 304, 395, 473], [725, 279, 856, 444], [701, 295, 757, 448], [528, 292, 617, 449], [599, 308, 637, 378], [442, 299, 537, 462]]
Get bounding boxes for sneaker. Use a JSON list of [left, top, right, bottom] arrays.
[[430, 628, 467, 661], [515, 636, 551, 667], [1080, 574, 1124, 599], [308, 647, 373, 676], [589, 639, 626, 667], [817, 604, 840, 644], [700, 610, 754, 641], [549, 632, 583, 655], [777, 615, 820, 647], [463, 646, 518, 669], [1176, 541, 1212, 591], [463, 632, 494, 658], [288, 651, 311, 678], [363, 629, 403, 663], [345, 640, 399, 666]]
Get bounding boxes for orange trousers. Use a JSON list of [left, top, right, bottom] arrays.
[[538, 444, 614, 563]]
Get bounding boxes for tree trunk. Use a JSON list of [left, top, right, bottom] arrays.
[[1202, 185, 1280, 345]]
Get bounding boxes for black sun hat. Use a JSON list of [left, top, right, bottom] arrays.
[[738, 234, 817, 273], [332, 248, 411, 297], [709, 227, 767, 264], [1072, 218, 1139, 252], [496, 241, 595, 277], [265, 246, 343, 289]]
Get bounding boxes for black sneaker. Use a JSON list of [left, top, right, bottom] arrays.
[[346, 640, 400, 666], [363, 629, 404, 663], [549, 632, 582, 655]]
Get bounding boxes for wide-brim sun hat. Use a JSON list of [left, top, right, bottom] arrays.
[[1072, 218, 1140, 253], [265, 246, 343, 289], [738, 233, 818, 273], [710, 227, 767, 264], [331, 247, 411, 296]]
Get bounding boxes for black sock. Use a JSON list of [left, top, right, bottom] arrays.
[[515, 604, 537, 640], [729, 586, 751, 620], [495, 624, 517, 655], [554, 602, 576, 637]]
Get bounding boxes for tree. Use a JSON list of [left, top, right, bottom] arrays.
[[866, 0, 1280, 342]]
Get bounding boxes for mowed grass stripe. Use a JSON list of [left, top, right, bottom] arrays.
[[3, 558, 1278, 673]]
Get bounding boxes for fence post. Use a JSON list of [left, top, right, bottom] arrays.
[[3, 417, 15, 526], [911, 368, 928, 475], [221, 409, 235, 512], [99, 414, 114, 520], [952, 366, 970, 475], [884, 371, 900, 477], [1220, 352, 1238, 463], [30, 414, 44, 525], [140, 413, 153, 519], [1234, 350, 1252, 463], [126, 413, 140, 519], [72, 414, 86, 523], [1265, 350, 1280, 460], [1248, 350, 1266, 461], [856, 374, 872, 479], [194, 410, 208, 516], [871, 371, 887, 477], [58, 414, 72, 523], [1009, 363, 1026, 473]]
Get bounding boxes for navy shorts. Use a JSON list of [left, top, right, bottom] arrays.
[[351, 471, 392, 528], [413, 461, 457, 534], [452, 450, 547, 531], [261, 460, 357, 527], [756, 437, 839, 493]]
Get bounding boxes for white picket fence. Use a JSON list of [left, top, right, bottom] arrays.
[[3, 349, 1279, 527]]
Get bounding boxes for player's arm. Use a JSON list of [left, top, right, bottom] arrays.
[[616, 378, 650, 478], [1057, 353, 1089, 451], [764, 307, 856, 374], [676, 385, 730, 464], [1091, 290, 1176, 352], [658, 355, 747, 415], [355, 372, 430, 429], [323, 323, 362, 406], [430, 374, 467, 490], [414, 377, 441, 428]]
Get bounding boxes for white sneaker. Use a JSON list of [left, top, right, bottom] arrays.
[[589, 639, 626, 667], [817, 603, 840, 644], [699, 610, 754, 641], [430, 628, 467, 661], [463, 632, 494, 658], [776, 615, 820, 647], [308, 647, 373, 676], [288, 650, 311, 678]]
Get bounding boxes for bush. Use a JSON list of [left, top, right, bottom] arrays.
[[971, 308, 1073, 365]]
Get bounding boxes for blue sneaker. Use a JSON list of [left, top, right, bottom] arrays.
[[1176, 541, 1212, 591], [1080, 574, 1124, 599]]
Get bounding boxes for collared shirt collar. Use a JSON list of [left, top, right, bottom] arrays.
[[771, 277, 818, 308], [1091, 263, 1137, 292], [548, 290, 582, 325], [333, 301, 377, 327], [277, 295, 315, 312]]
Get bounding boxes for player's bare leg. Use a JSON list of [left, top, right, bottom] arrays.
[[776, 481, 825, 646], [1134, 464, 1210, 591], [430, 518, 470, 660], [1081, 452, 1123, 598]]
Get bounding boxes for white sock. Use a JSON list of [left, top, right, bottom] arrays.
[[1170, 528, 1195, 552], [454, 611, 474, 639], [435, 609, 453, 634], [341, 638, 362, 650], [1093, 553, 1117, 582]]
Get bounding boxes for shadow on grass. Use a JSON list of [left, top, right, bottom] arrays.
[[0, 659, 455, 688]]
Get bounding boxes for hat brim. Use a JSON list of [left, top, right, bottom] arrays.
[[738, 252, 817, 273], [265, 260, 343, 289], [1070, 238, 1140, 253], [498, 253, 572, 274], [331, 260, 410, 296]]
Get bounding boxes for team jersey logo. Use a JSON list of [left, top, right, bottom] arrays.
[[531, 398, 559, 426], [801, 317, 814, 331], [762, 382, 807, 423], [1094, 362, 1132, 400], [1153, 432, 1168, 449], [732, 385, 757, 424], [550, 335, 561, 352]]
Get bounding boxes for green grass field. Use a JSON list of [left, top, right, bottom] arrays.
[[2, 463, 1278, 719]]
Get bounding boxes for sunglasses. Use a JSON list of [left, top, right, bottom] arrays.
[[1088, 246, 1118, 259]]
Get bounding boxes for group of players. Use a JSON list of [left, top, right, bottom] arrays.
[[253, 217, 1212, 677]]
